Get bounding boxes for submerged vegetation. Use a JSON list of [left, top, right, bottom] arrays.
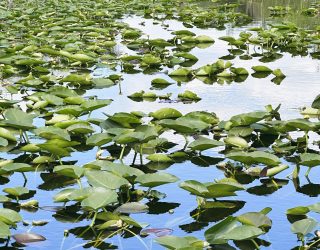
[[0, 0, 320, 249]]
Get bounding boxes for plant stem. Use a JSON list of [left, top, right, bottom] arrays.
[[306, 237, 320, 248], [94, 226, 129, 248], [271, 178, 279, 189], [90, 211, 97, 227], [123, 227, 149, 250], [77, 179, 83, 189], [119, 145, 126, 161], [23, 131, 30, 143], [293, 165, 300, 179], [139, 145, 143, 165], [22, 172, 27, 187], [305, 131, 308, 152], [251, 239, 260, 249], [132, 152, 137, 165], [58, 157, 63, 165], [305, 167, 311, 177], [118, 81, 122, 95], [183, 134, 189, 150]]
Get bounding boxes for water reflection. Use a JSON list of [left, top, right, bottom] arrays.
[[237, 0, 320, 28]]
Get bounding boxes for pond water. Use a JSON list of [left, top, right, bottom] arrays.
[[1, 0, 320, 249]]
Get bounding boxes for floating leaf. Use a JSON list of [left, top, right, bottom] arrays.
[[81, 187, 118, 210], [141, 228, 173, 237], [169, 68, 191, 76], [136, 173, 179, 188], [224, 136, 249, 148], [150, 108, 182, 120], [33, 127, 70, 141], [3, 186, 29, 197], [155, 236, 205, 249], [85, 170, 129, 189], [0, 222, 10, 238], [147, 154, 174, 163], [0, 208, 22, 225], [227, 151, 280, 166], [13, 233, 46, 244], [291, 218, 318, 236], [53, 165, 85, 179], [188, 137, 224, 151], [237, 212, 272, 228], [1, 108, 36, 129], [179, 180, 209, 197], [300, 153, 320, 167], [158, 117, 210, 134], [205, 216, 238, 244], [252, 65, 273, 72], [86, 133, 112, 146], [115, 202, 149, 214]]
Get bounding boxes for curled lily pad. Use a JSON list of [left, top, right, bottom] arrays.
[[150, 108, 182, 120], [32, 220, 49, 226], [13, 233, 46, 244], [224, 136, 249, 148], [115, 202, 149, 214], [291, 218, 318, 236], [260, 164, 289, 177], [237, 212, 272, 228], [20, 200, 39, 208], [140, 228, 173, 237], [178, 90, 201, 102], [0, 208, 22, 225], [0, 221, 10, 238], [228, 111, 269, 127]]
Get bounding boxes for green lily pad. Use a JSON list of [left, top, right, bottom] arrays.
[[3, 186, 29, 197], [85, 170, 129, 189], [291, 218, 318, 236], [0, 208, 22, 225], [158, 117, 210, 134], [81, 187, 118, 210], [155, 236, 205, 250], [150, 108, 182, 120], [53, 165, 85, 179], [147, 154, 174, 163], [114, 202, 149, 214], [136, 172, 179, 188], [188, 137, 224, 151], [1, 108, 36, 129], [227, 151, 280, 166], [300, 153, 320, 167], [0, 222, 10, 238], [34, 127, 70, 141]]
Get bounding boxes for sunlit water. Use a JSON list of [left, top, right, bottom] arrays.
[[2, 1, 320, 249]]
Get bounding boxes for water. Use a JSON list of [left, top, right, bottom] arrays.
[[2, 0, 320, 249]]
